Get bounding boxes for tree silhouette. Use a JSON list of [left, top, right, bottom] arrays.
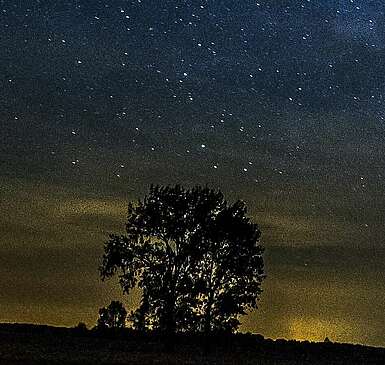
[[100, 185, 265, 334], [97, 300, 127, 329], [74, 322, 87, 332], [193, 199, 265, 333]]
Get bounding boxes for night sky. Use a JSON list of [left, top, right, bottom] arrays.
[[1, 0, 385, 347]]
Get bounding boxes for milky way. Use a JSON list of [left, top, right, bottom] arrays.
[[1, 1, 384, 347]]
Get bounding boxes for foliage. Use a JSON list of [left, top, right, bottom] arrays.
[[100, 185, 265, 333], [97, 300, 127, 329]]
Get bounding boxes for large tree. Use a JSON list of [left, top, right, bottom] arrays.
[[100, 185, 264, 334]]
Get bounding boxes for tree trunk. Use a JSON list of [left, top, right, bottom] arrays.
[[163, 295, 177, 352], [204, 291, 214, 334], [165, 301, 176, 334]]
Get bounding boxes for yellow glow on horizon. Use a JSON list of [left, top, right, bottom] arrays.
[[289, 317, 355, 343]]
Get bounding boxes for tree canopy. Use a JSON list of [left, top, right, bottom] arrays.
[[97, 300, 127, 329], [100, 184, 265, 334]]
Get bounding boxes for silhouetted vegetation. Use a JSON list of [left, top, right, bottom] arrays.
[[100, 184, 265, 334], [74, 322, 88, 334], [0, 323, 383, 364], [97, 301, 127, 329]]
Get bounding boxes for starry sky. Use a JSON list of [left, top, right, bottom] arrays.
[[1, 0, 385, 347]]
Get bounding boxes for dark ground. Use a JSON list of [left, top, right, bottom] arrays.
[[0, 323, 383, 365]]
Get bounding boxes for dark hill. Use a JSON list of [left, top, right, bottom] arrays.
[[0, 323, 383, 364]]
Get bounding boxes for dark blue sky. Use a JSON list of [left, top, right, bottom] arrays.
[[1, 0, 384, 346]]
